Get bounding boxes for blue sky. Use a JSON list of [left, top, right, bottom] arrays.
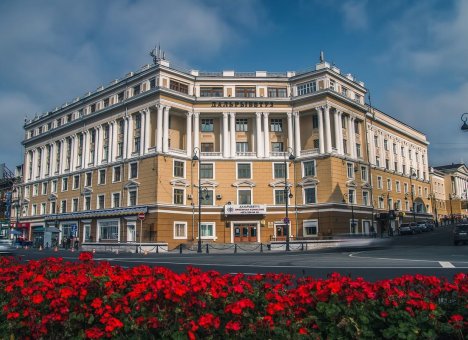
[[1, 0, 467, 171]]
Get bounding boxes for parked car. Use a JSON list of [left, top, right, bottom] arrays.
[[399, 223, 418, 235], [425, 222, 435, 231], [417, 221, 428, 232], [0, 238, 15, 255], [453, 224, 468, 245]]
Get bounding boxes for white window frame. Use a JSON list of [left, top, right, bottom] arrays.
[[98, 169, 106, 185], [237, 188, 253, 204], [377, 176, 383, 189], [128, 189, 138, 206], [303, 219, 319, 237], [42, 182, 48, 195], [396, 181, 401, 193], [200, 162, 215, 179], [303, 186, 317, 204], [173, 187, 185, 205], [97, 194, 105, 210], [61, 177, 68, 192], [360, 166, 368, 182], [72, 198, 79, 212], [347, 163, 355, 179], [97, 219, 120, 242], [236, 162, 252, 179], [273, 162, 287, 179], [173, 159, 186, 178], [274, 188, 288, 205], [83, 195, 91, 211], [199, 222, 216, 240], [129, 162, 138, 179], [387, 178, 392, 191], [174, 221, 188, 240], [362, 191, 370, 206], [113, 165, 122, 183], [60, 199, 67, 213], [73, 174, 80, 190], [51, 180, 57, 193], [85, 172, 92, 187], [200, 188, 215, 206], [302, 160, 316, 177], [111, 192, 121, 208]]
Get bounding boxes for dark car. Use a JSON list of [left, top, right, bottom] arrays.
[[417, 221, 428, 232], [453, 224, 468, 245], [399, 223, 418, 235]]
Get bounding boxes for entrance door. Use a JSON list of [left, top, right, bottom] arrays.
[[362, 221, 370, 235], [233, 223, 257, 242]]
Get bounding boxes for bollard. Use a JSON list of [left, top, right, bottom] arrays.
[[156, 245, 159, 253], [301, 243, 304, 251], [260, 243, 263, 253], [71, 247, 75, 252], [206, 243, 209, 254], [144, 250, 148, 255], [92, 248, 96, 254], [305, 243, 308, 251], [234, 244, 237, 254], [179, 244, 183, 254], [54, 246, 58, 252], [39, 245, 43, 251]]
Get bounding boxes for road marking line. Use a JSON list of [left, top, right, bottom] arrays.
[[349, 253, 468, 264], [439, 261, 455, 268]]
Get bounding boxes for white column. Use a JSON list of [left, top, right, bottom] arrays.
[[71, 135, 77, 170], [60, 139, 66, 173], [129, 115, 135, 156], [193, 112, 200, 151], [156, 105, 163, 152], [223, 113, 229, 157], [123, 118, 129, 159], [316, 107, 325, 154], [229, 112, 236, 157], [111, 121, 117, 162], [139, 113, 145, 156], [368, 128, 375, 165], [162, 106, 170, 153], [97, 126, 104, 163], [263, 112, 270, 157], [41, 146, 47, 177], [50, 143, 56, 175], [32, 149, 38, 178], [186, 111, 193, 157], [349, 116, 356, 159], [293, 111, 301, 156], [83, 131, 90, 166], [333, 110, 341, 155], [255, 112, 263, 158], [323, 105, 332, 153], [287, 112, 293, 151], [144, 109, 151, 153]]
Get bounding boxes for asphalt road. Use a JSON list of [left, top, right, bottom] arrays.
[[6, 224, 468, 282]]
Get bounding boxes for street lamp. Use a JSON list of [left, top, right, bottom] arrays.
[[409, 168, 417, 222], [343, 193, 356, 234], [427, 193, 438, 227], [449, 193, 454, 225], [461, 113, 468, 132], [192, 147, 203, 253], [284, 147, 296, 251]]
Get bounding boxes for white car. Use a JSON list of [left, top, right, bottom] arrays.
[[0, 238, 15, 255]]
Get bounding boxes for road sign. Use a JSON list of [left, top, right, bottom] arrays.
[[138, 213, 145, 220]]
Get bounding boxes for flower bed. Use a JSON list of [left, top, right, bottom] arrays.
[[0, 252, 466, 339]]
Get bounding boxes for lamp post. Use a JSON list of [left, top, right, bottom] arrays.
[[343, 193, 356, 234], [461, 113, 468, 132], [284, 147, 296, 251], [409, 168, 417, 222], [192, 147, 203, 253], [449, 193, 454, 225], [428, 193, 438, 227]]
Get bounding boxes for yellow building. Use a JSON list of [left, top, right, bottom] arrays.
[[17, 51, 432, 250]]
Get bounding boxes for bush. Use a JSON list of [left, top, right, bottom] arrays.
[[0, 253, 466, 339]]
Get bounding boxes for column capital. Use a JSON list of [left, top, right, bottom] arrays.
[[287, 112, 292, 118], [315, 106, 323, 112], [323, 104, 330, 111], [193, 111, 200, 118], [293, 111, 300, 117], [262, 112, 269, 117], [140, 108, 150, 115], [185, 111, 193, 118], [255, 112, 262, 118], [229, 112, 236, 117], [223, 112, 230, 118]]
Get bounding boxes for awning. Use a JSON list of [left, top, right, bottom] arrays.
[[10, 229, 22, 235], [46, 227, 61, 233]]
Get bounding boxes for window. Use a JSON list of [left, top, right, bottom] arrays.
[[51, 180, 57, 193], [270, 119, 283, 132], [377, 176, 383, 189], [129, 162, 138, 179], [60, 200, 67, 213], [200, 163, 214, 179], [33, 184, 38, 196], [73, 175, 80, 189], [378, 196, 384, 209], [150, 78, 156, 89], [374, 135, 378, 147], [128, 190, 137, 206], [341, 86, 348, 97], [32, 204, 37, 216], [97, 195, 105, 209], [238, 189, 252, 204], [133, 136, 140, 153], [275, 189, 287, 205], [62, 177, 68, 191], [404, 183, 409, 194], [201, 119, 214, 132], [312, 114, 319, 129], [362, 191, 370, 206], [235, 87, 256, 98], [303, 161, 316, 177], [113, 166, 122, 182], [347, 163, 355, 179], [200, 222, 215, 239], [118, 91, 125, 102], [236, 118, 248, 132], [237, 163, 251, 179], [85, 172, 92, 187], [200, 87, 223, 97], [268, 88, 287, 97], [133, 84, 141, 96], [169, 80, 189, 94], [201, 189, 214, 206], [236, 142, 249, 153], [314, 139, 320, 149], [395, 199, 401, 210], [274, 163, 286, 179], [303, 220, 318, 237], [174, 222, 187, 239], [387, 179, 392, 191], [396, 181, 401, 193], [394, 161, 398, 172], [103, 98, 109, 108], [72, 198, 79, 212], [297, 81, 317, 96], [112, 193, 121, 208], [41, 203, 46, 215], [384, 139, 388, 151], [356, 144, 361, 158], [84, 196, 91, 210], [343, 140, 348, 154], [271, 142, 284, 152], [99, 169, 106, 185], [348, 189, 356, 204], [304, 187, 316, 204], [201, 143, 214, 152], [329, 79, 336, 91], [376, 156, 381, 167], [173, 188, 184, 205], [385, 159, 390, 170], [99, 221, 119, 241], [42, 182, 48, 195], [173, 160, 185, 178], [50, 202, 56, 214], [361, 166, 368, 181]]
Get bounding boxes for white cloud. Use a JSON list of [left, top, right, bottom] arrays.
[[340, 0, 369, 31]]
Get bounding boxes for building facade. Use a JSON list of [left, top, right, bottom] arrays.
[[18, 52, 432, 249]]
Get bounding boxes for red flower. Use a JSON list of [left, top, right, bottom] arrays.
[[78, 251, 94, 262], [298, 327, 308, 334], [31, 293, 44, 304], [225, 320, 241, 332], [450, 314, 463, 323], [85, 327, 105, 339], [380, 311, 388, 318]]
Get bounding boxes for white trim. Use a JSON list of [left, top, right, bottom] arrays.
[[272, 162, 288, 180], [236, 161, 253, 180], [111, 191, 121, 208], [198, 222, 217, 240], [237, 188, 253, 204], [127, 187, 138, 207], [128, 161, 139, 180], [173, 221, 188, 240], [96, 194, 105, 210], [303, 219, 319, 237], [97, 218, 121, 242], [172, 187, 186, 205], [173, 159, 186, 179]]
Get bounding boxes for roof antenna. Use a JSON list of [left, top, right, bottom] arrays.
[[150, 43, 166, 64], [320, 51, 324, 63]]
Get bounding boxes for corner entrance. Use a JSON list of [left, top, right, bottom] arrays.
[[233, 223, 258, 242]]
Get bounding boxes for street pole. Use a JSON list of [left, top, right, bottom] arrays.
[[192, 147, 202, 253], [449, 194, 454, 224], [409, 168, 416, 222], [284, 148, 296, 251]]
